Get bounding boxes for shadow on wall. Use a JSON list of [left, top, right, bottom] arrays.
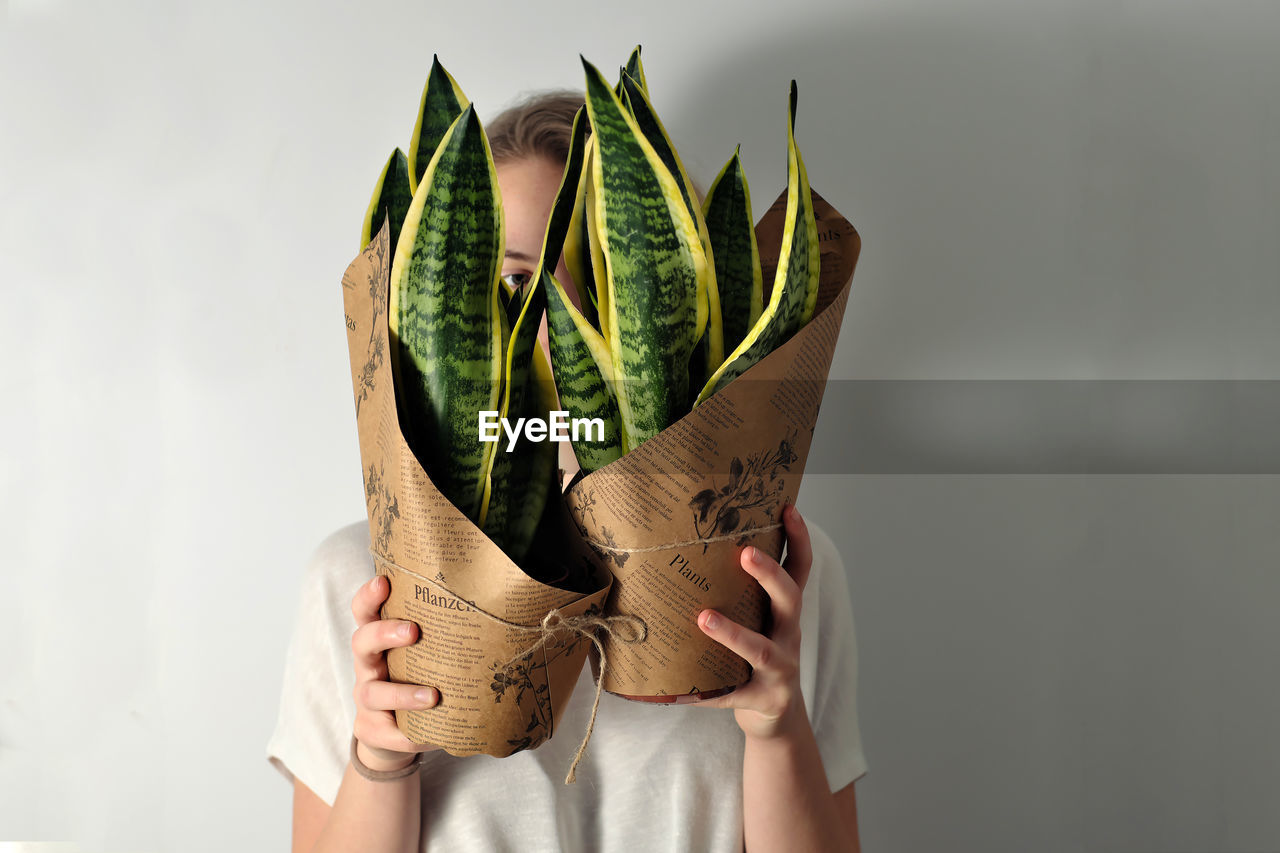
[[651, 7, 1280, 853], [654, 3, 1280, 477]]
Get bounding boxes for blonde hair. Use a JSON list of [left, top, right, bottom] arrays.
[[487, 90, 586, 166]]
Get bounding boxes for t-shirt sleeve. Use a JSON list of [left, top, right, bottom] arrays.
[[800, 522, 869, 792], [265, 523, 373, 806]]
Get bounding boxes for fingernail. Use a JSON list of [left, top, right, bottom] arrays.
[[749, 546, 764, 564], [703, 611, 720, 630], [414, 688, 436, 704], [399, 622, 413, 638]]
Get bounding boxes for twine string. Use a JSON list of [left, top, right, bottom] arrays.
[[582, 521, 783, 555], [370, 552, 646, 785]]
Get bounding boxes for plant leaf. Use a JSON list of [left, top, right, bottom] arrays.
[[623, 45, 649, 98], [389, 105, 503, 521], [618, 72, 721, 397], [407, 55, 469, 193], [694, 81, 819, 405], [701, 147, 763, 358], [564, 136, 601, 330], [544, 268, 624, 473], [581, 56, 704, 452], [490, 344, 560, 563], [361, 148, 412, 254], [483, 107, 588, 540]]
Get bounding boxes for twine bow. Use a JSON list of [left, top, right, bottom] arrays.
[[370, 552, 646, 784], [499, 607, 646, 783]]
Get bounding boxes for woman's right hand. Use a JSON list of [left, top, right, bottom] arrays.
[[350, 573, 442, 772]]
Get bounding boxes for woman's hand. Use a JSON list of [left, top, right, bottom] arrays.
[[693, 505, 861, 851], [694, 502, 812, 741], [295, 574, 436, 852], [349, 573, 442, 771]]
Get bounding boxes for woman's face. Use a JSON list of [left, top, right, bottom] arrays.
[[495, 154, 580, 313]]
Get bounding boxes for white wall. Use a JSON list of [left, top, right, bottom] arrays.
[[2, 0, 1277, 850]]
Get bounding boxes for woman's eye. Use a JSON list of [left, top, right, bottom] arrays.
[[503, 272, 531, 291]]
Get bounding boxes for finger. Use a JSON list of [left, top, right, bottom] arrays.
[[351, 618, 417, 680], [356, 680, 440, 713], [780, 503, 813, 593], [353, 710, 437, 756], [697, 609, 780, 674], [683, 691, 737, 710], [351, 574, 390, 626], [680, 680, 767, 711], [740, 544, 802, 629]]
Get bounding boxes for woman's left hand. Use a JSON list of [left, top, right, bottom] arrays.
[[693, 502, 812, 740]]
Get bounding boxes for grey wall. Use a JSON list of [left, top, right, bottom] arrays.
[[1, 0, 1276, 850]]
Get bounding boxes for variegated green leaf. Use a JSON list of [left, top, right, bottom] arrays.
[[701, 146, 763, 359], [618, 74, 700, 240], [612, 46, 650, 104], [536, 105, 590, 276], [498, 275, 523, 333], [482, 107, 589, 542], [544, 267, 623, 472], [623, 45, 649, 98], [407, 55, 469, 193], [582, 57, 705, 451], [481, 278, 516, 537], [585, 146, 611, 341], [618, 72, 723, 400], [563, 138, 600, 329], [695, 81, 819, 405], [499, 344, 562, 563], [389, 105, 503, 521], [361, 148, 412, 254]]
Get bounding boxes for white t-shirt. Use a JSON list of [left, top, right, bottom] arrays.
[[267, 519, 867, 852]]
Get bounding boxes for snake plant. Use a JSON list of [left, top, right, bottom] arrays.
[[360, 50, 824, 551], [363, 58, 557, 566], [543, 49, 820, 472]]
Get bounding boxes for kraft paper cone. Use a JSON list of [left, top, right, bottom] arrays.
[[564, 189, 860, 700], [341, 222, 615, 757]]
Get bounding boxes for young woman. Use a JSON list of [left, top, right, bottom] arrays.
[[268, 91, 867, 852]]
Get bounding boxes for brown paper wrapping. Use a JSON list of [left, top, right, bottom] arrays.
[[340, 223, 613, 758], [565, 189, 860, 700]]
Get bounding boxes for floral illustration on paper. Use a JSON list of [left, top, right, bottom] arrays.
[[365, 225, 390, 319], [352, 227, 390, 417], [489, 605, 598, 753], [591, 525, 631, 570], [575, 486, 600, 528], [571, 489, 630, 570], [353, 332, 385, 417], [365, 461, 400, 556], [688, 428, 799, 552]]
